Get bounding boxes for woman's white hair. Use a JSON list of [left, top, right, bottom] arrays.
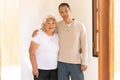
[[43, 15, 56, 23]]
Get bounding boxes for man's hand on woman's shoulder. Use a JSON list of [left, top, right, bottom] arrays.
[[32, 29, 39, 37]]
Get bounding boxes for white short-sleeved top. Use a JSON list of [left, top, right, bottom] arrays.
[[32, 30, 59, 70]]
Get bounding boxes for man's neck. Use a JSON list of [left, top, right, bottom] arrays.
[[64, 18, 73, 24]]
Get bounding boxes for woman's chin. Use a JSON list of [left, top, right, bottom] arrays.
[[49, 29, 55, 32]]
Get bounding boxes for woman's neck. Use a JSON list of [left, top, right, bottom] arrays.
[[44, 30, 54, 36]]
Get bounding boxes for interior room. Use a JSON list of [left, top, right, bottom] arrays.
[[0, 0, 120, 80]]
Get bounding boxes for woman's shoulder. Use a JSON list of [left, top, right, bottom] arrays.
[[37, 29, 44, 34], [33, 29, 44, 38]]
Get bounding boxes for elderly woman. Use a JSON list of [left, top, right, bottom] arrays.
[[29, 15, 59, 80]]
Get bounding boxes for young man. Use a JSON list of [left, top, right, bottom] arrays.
[[57, 3, 88, 80]]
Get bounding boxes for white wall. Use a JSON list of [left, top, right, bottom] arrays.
[[19, 0, 98, 80], [1, 0, 20, 80], [114, 0, 120, 80]]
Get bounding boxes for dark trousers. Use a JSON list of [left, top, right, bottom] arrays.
[[58, 62, 84, 80], [34, 69, 58, 80]]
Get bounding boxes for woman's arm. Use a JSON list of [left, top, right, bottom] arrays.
[[29, 41, 39, 78]]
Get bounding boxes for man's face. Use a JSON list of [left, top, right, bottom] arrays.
[[59, 6, 71, 20]]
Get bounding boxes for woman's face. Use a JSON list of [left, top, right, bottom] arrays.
[[43, 18, 56, 33]]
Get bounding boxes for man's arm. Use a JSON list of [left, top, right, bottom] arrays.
[[80, 24, 88, 71]]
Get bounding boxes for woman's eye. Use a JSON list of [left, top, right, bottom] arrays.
[[65, 11, 68, 13]]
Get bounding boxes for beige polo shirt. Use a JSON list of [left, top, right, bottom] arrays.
[[57, 20, 88, 65]]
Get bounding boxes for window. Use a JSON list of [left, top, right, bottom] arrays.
[[93, 0, 99, 57]]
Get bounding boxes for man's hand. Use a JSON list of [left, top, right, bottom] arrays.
[[81, 65, 87, 71], [32, 29, 39, 37], [79, 48, 82, 54]]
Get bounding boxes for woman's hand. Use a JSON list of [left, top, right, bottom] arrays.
[[33, 68, 39, 78]]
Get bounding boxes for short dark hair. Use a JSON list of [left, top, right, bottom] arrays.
[[58, 3, 71, 10]]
